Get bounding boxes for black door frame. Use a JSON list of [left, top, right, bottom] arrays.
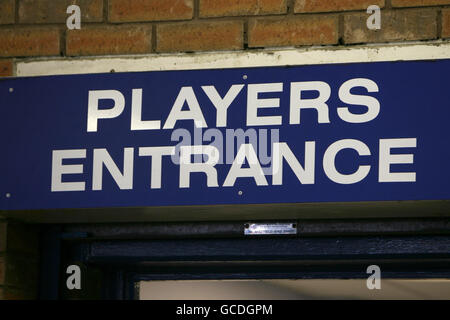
[[39, 219, 450, 300]]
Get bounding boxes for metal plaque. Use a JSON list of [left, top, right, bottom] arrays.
[[244, 223, 297, 235]]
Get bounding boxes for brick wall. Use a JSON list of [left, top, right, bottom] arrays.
[[0, 0, 450, 78], [0, 219, 39, 300]]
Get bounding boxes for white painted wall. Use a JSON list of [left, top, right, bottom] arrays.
[[15, 40, 450, 77]]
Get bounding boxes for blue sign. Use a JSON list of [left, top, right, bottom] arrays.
[[1, 59, 450, 211]]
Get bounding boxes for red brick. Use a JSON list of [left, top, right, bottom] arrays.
[[200, 0, 287, 17], [0, 287, 36, 300], [295, 0, 384, 13], [157, 21, 243, 53], [392, 0, 450, 7], [0, 256, 5, 285], [0, 255, 38, 288], [344, 9, 437, 44], [443, 9, 450, 38], [109, 0, 193, 23], [0, 27, 60, 57], [19, 0, 103, 23], [248, 15, 338, 48], [4, 223, 39, 255], [67, 25, 152, 56], [0, 222, 6, 250], [0, 0, 14, 24]]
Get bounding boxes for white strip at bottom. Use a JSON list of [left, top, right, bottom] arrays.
[[15, 41, 450, 77]]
